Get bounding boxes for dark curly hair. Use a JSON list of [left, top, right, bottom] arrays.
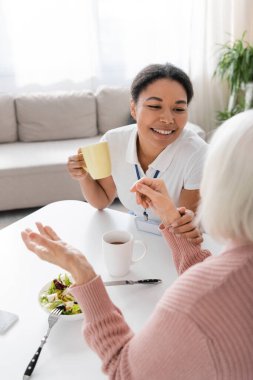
[[131, 63, 193, 104]]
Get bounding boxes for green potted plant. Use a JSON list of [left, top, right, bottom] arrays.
[[214, 31, 253, 121]]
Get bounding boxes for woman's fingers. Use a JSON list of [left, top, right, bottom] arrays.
[[168, 208, 203, 244], [68, 153, 83, 162], [130, 177, 156, 191], [131, 180, 170, 205], [171, 222, 203, 243], [136, 187, 157, 209], [130, 181, 140, 193], [21, 232, 42, 257], [21, 225, 95, 284], [188, 236, 204, 245], [67, 154, 85, 171], [172, 209, 194, 226], [135, 183, 159, 201], [135, 191, 142, 205], [35, 222, 49, 237], [175, 228, 200, 240], [21, 229, 32, 241], [44, 225, 61, 240], [21, 231, 50, 258], [139, 178, 168, 195], [21, 229, 67, 266], [135, 191, 151, 208], [35, 222, 60, 241], [172, 222, 195, 234], [131, 178, 165, 192], [171, 225, 203, 244], [172, 217, 198, 234], [67, 154, 88, 179], [171, 210, 195, 232], [24, 228, 33, 233], [187, 230, 204, 245]]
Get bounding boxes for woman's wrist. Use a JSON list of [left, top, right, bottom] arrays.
[[79, 169, 92, 182], [157, 198, 180, 227], [68, 254, 97, 286], [160, 207, 180, 227]]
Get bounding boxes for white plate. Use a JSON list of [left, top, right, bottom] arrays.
[[38, 281, 84, 321]]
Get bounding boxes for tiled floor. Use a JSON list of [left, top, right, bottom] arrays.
[[0, 199, 127, 230]]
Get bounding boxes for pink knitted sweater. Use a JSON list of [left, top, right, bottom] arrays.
[[71, 231, 253, 380]]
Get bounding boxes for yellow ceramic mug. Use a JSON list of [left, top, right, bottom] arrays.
[[81, 141, 111, 180]]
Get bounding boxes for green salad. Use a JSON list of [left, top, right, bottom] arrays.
[[40, 273, 82, 315]]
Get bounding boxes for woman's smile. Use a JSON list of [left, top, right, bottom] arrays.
[[151, 127, 176, 136], [131, 78, 188, 156]]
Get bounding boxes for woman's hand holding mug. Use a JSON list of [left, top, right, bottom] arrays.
[[67, 149, 88, 181]]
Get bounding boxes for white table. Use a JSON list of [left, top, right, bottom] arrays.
[[0, 200, 222, 379]]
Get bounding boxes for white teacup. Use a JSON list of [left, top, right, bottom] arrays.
[[81, 141, 111, 180], [102, 230, 147, 277]]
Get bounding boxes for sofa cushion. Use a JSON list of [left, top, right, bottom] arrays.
[[96, 87, 133, 134], [0, 95, 17, 142], [16, 91, 97, 142]]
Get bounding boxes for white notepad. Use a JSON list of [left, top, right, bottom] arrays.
[[0, 310, 19, 334]]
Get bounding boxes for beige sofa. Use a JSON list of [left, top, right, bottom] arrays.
[[0, 87, 205, 211]]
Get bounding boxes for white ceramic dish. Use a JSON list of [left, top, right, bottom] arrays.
[[38, 280, 84, 321]]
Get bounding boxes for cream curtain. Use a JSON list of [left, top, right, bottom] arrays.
[[0, 0, 252, 132], [188, 0, 253, 133]]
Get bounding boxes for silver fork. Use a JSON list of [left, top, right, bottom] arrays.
[[23, 306, 64, 379]]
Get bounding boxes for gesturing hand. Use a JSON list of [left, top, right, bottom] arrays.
[[130, 178, 180, 224], [130, 179, 203, 245], [21, 223, 96, 285]]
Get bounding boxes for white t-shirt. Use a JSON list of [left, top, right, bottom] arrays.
[[103, 124, 207, 221]]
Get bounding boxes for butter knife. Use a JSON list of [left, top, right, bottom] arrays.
[[104, 279, 162, 286]]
